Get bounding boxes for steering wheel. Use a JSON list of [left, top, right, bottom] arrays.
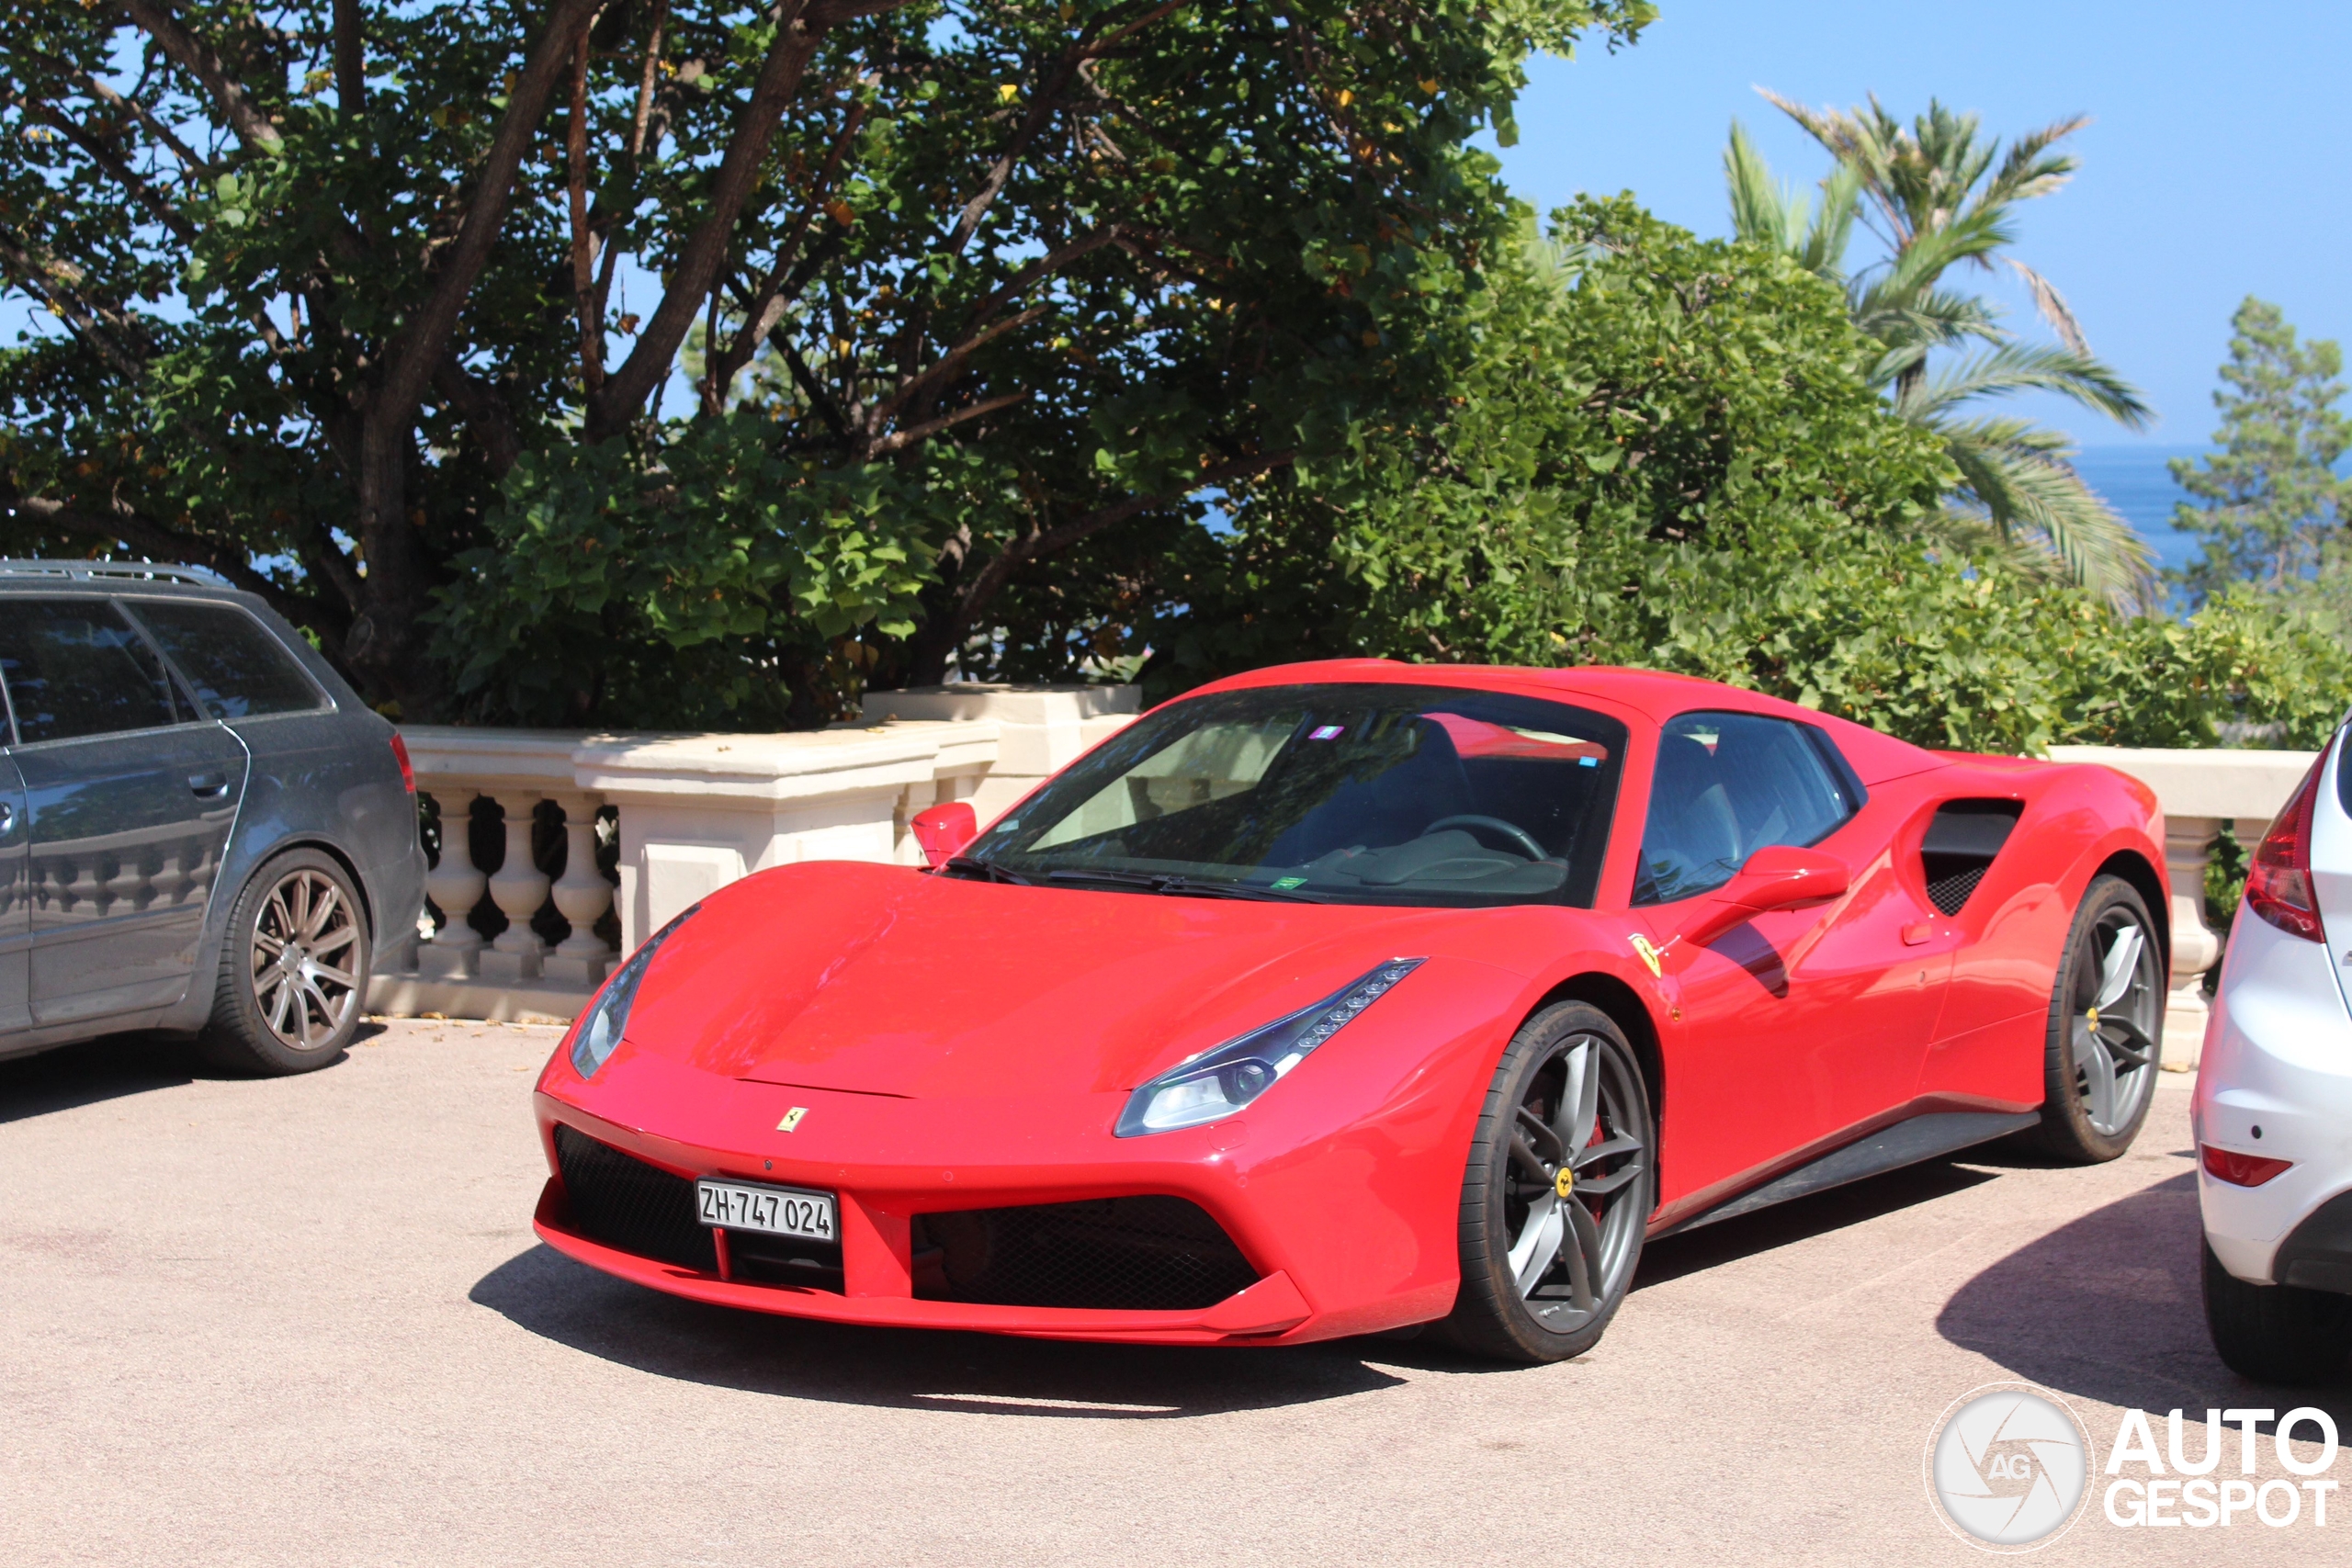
[[1420, 815, 1548, 862]]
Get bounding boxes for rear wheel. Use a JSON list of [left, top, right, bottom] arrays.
[[2024, 874, 2162, 1163], [199, 849, 369, 1076], [1435, 1003, 1653, 1363], [2202, 1239, 2352, 1384]]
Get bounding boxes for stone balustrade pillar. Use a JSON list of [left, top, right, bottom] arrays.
[[545, 794, 616, 987], [417, 790, 487, 980], [480, 794, 551, 984], [2160, 816, 2223, 1072]]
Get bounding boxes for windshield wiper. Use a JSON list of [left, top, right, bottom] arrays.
[[1044, 868, 1322, 902], [943, 856, 1034, 886]]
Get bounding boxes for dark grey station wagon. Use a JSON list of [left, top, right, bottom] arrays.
[[0, 561, 425, 1073]]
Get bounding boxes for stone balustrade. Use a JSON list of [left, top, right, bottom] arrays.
[[365, 689, 2317, 1051], [2049, 745, 2322, 1070], [366, 684, 1139, 1023]]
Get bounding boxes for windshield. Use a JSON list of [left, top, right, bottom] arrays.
[[961, 683, 1627, 907]]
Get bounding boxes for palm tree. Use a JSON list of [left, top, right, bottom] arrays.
[[1725, 97, 2157, 604]]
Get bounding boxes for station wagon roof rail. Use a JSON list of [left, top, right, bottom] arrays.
[[0, 558, 232, 587]]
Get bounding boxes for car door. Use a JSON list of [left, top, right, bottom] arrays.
[[1632, 711, 1937, 1196], [0, 750, 28, 1032], [0, 599, 250, 1026]]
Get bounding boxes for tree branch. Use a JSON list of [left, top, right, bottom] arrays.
[[3, 490, 292, 609], [866, 390, 1025, 456], [371, 0, 602, 435], [333, 0, 366, 120], [0, 226, 148, 380], [710, 95, 868, 400], [943, 448, 1292, 648], [566, 29, 605, 395], [22, 100, 196, 241], [587, 0, 847, 439], [119, 0, 285, 153], [860, 306, 1044, 442]]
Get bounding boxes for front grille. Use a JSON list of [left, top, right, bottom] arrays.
[[552, 1124, 717, 1273], [911, 1196, 1260, 1311]]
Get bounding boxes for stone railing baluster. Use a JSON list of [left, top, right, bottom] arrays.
[[479, 793, 551, 984], [417, 789, 487, 980], [546, 794, 616, 987], [2161, 816, 2222, 1071]]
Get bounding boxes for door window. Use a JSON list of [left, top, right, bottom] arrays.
[[122, 600, 326, 718], [0, 601, 190, 745], [1634, 712, 1860, 904]]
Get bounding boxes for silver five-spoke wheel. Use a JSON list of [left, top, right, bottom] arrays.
[[2071, 906, 2160, 1137], [1442, 1003, 1654, 1361]]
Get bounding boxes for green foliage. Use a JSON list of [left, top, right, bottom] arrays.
[[1152, 199, 2352, 757], [1, 0, 1654, 724], [1724, 96, 2156, 602], [2172, 297, 2352, 614]]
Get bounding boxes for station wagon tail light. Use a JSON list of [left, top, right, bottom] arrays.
[[1115, 959, 1424, 1136], [2244, 745, 2330, 943], [390, 733, 416, 795]]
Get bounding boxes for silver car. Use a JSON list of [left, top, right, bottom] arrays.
[[0, 561, 426, 1073]]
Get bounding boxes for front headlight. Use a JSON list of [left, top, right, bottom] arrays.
[[1114, 958, 1425, 1136], [569, 904, 702, 1078]]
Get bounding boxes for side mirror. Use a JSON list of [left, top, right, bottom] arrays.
[[1679, 844, 1849, 948], [910, 802, 978, 869]]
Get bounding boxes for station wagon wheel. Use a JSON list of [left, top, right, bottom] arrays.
[[1439, 1002, 1653, 1362], [2026, 874, 2162, 1163], [200, 849, 371, 1076]]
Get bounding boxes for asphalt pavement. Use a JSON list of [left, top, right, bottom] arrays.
[[1, 1020, 2343, 1566]]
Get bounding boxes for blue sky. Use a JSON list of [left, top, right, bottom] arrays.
[[1490, 0, 2352, 452]]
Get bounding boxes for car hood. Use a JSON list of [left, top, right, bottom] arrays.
[[620, 861, 1516, 1099]]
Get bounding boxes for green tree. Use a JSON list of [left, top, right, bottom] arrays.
[[2172, 297, 2352, 616], [1151, 198, 2352, 756], [0, 0, 1653, 725], [1723, 96, 2156, 603]]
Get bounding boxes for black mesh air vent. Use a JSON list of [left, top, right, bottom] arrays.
[[911, 1197, 1260, 1311], [553, 1123, 717, 1273], [1920, 800, 2023, 917]]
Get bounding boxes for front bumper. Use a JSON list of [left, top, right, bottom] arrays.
[[530, 1017, 1484, 1345], [2195, 908, 2352, 1290]]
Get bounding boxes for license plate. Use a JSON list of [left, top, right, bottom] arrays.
[[695, 1179, 836, 1242]]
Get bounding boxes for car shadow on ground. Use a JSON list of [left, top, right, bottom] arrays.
[[471, 1242, 1421, 1417], [1937, 1168, 2352, 1430], [0, 1021, 386, 1123]]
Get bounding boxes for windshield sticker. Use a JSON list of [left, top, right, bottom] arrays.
[[1309, 724, 1346, 739], [1272, 875, 1307, 890]]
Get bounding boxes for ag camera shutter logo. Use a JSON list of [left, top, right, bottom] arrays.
[[1925, 1382, 2092, 1551]]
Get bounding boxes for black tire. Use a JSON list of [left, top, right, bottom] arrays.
[[2202, 1239, 2352, 1384], [1434, 1002, 1654, 1364], [2023, 874, 2163, 1164], [198, 848, 370, 1076]]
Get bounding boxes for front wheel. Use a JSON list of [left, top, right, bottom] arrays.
[[1435, 1002, 1653, 1363], [199, 849, 370, 1075]]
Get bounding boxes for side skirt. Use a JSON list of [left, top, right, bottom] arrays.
[[1656, 1111, 2041, 1238]]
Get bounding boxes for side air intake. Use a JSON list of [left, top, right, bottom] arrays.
[[1920, 800, 2023, 916]]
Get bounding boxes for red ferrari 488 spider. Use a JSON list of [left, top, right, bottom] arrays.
[[531, 661, 2168, 1361]]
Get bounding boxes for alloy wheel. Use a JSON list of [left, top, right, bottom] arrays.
[[249, 867, 361, 1052], [1501, 1032, 1647, 1332], [2071, 908, 2160, 1136]]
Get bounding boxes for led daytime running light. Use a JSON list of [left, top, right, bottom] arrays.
[[1115, 958, 1426, 1137]]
